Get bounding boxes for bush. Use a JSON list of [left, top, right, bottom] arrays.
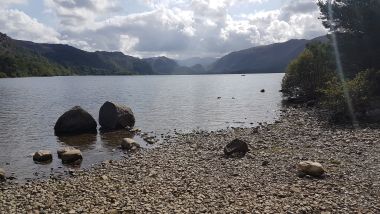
[[321, 69, 380, 120], [282, 42, 335, 100]]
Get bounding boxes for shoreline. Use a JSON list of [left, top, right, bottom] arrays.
[[1, 107, 379, 213]]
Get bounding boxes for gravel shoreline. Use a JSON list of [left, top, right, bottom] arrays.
[[1, 107, 379, 213]]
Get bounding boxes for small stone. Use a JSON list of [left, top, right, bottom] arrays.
[[224, 139, 249, 156], [101, 175, 108, 180], [297, 161, 325, 177], [61, 149, 82, 164], [0, 168, 5, 181], [262, 160, 269, 166], [33, 150, 53, 162], [57, 147, 76, 158], [121, 138, 140, 151]]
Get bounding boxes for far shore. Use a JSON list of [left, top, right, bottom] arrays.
[[1, 107, 379, 213]]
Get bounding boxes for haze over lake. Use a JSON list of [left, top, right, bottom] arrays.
[[0, 74, 283, 179]]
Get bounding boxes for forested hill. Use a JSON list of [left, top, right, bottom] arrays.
[[0, 33, 153, 78], [209, 36, 328, 74]]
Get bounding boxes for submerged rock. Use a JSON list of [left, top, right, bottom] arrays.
[[61, 149, 83, 164], [0, 168, 5, 181], [33, 150, 53, 162], [121, 138, 140, 151], [260, 89, 265, 93], [224, 139, 249, 156], [99, 101, 135, 131], [297, 161, 325, 177], [54, 106, 97, 136]]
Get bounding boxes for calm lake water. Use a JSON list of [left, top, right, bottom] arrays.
[[0, 74, 284, 180]]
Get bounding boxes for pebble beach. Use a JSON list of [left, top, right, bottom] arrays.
[[1, 107, 379, 213]]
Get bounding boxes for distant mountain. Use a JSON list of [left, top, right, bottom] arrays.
[[143, 56, 205, 75], [176, 57, 218, 68], [0, 32, 327, 78], [143, 56, 178, 75], [0, 32, 153, 78], [209, 36, 328, 74]]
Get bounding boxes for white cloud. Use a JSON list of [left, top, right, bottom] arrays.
[[0, 9, 61, 43], [0, 0, 327, 58]]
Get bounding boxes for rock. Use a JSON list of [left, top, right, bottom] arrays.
[[99, 101, 135, 131], [60, 149, 83, 164], [260, 89, 265, 93], [57, 147, 76, 158], [33, 150, 53, 162], [0, 168, 5, 181], [54, 106, 97, 136], [297, 161, 325, 177], [224, 139, 249, 156], [121, 138, 140, 151]]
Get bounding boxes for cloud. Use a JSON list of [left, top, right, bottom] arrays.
[[0, 9, 61, 43], [44, 0, 121, 27], [1, 0, 28, 8], [0, 0, 327, 58]]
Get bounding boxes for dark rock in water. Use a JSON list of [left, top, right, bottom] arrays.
[[99, 101, 135, 131], [224, 139, 249, 156], [260, 89, 265, 93], [217, 97, 221, 99], [54, 106, 97, 136], [33, 150, 53, 162], [60, 149, 82, 164], [0, 168, 5, 181]]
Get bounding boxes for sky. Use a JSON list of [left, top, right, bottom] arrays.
[[0, 0, 327, 59]]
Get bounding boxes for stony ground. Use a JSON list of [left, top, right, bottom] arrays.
[[1, 108, 379, 213]]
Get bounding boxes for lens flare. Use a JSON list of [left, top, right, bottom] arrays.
[[327, 0, 358, 128]]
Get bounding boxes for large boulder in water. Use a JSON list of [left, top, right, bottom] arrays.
[[99, 101, 135, 131], [54, 106, 97, 136]]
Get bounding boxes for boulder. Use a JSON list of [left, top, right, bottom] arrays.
[[57, 147, 76, 158], [121, 138, 140, 151], [297, 161, 325, 177], [99, 101, 135, 131], [61, 149, 83, 164], [224, 139, 249, 156], [0, 168, 5, 181], [33, 150, 53, 162], [54, 106, 97, 136]]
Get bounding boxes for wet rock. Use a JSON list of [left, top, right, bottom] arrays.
[[33, 150, 53, 162], [57, 147, 76, 158], [99, 101, 135, 131], [260, 89, 265, 93], [224, 139, 249, 156], [54, 106, 97, 136], [297, 161, 325, 177], [0, 168, 5, 181], [61, 149, 83, 164], [121, 138, 140, 151]]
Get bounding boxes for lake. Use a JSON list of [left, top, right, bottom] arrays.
[[0, 74, 284, 180]]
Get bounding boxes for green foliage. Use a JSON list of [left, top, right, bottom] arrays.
[[318, 0, 380, 77], [282, 42, 335, 100]]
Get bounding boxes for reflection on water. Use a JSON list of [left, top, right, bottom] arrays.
[[100, 130, 135, 149], [57, 133, 97, 150], [0, 74, 284, 180]]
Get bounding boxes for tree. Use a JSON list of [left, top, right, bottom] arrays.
[[318, 0, 380, 77], [282, 42, 335, 100]]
